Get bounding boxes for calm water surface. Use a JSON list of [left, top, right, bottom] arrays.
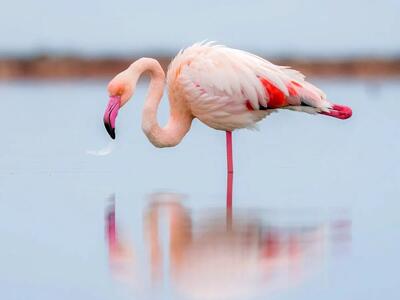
[[0, 79, 399, 299]]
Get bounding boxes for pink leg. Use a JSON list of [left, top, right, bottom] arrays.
[[226, 131, 233, 208]]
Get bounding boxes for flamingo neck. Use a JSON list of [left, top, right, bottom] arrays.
[[126, 58, 192, 148]]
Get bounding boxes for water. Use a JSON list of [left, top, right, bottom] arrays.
[[0, 78, 399, 299]]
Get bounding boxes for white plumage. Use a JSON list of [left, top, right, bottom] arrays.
[[167, 42, 331, 130]]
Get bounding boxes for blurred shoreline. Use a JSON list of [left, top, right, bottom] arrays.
[[1, 55, 400, 80]]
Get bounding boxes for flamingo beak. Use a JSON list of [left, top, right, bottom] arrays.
[[320, 104, 352, 120], [103, 95, 121, 139]]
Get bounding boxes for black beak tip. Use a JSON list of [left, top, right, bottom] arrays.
[[104, 121, 116, 140]]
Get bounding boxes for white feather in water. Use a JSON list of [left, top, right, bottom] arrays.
[[86, 141, 115, 156]]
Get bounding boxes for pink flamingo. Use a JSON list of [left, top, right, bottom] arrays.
[[103, 42, 352, 204]]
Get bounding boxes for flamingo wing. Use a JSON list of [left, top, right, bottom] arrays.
[[167, 42, 333, 129]]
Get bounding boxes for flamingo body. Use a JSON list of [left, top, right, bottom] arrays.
[[166, 42, 351, 132]]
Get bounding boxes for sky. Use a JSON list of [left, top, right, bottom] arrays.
[[1, 0, 400, 57]]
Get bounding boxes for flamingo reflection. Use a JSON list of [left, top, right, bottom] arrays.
[[105, 196, 138, 286], [105, 193, 350, 300]]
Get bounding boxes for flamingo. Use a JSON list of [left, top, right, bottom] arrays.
[[103, 42, 352, 204]]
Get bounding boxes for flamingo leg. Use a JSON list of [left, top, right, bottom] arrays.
[[226, 131, 233, 208]]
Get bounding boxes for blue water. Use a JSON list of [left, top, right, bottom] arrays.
[[0, 78, 399, 299], [1, 0, 400, 57]]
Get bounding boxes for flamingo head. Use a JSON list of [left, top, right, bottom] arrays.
[[104, 76, 134, 139]]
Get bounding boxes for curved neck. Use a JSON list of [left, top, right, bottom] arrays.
[[126, 58, 192, 148]]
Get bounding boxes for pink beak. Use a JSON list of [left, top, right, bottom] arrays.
[[103, 95, 121, 139], [320, 104, 352, 120]]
